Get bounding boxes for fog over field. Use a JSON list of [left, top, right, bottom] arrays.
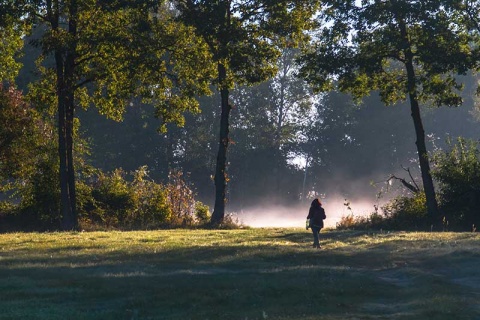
[[239, 195, 384, 228], [74, 70, 480, 231]]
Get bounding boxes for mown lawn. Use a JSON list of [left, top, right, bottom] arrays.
[[0, 228, 479, 319]]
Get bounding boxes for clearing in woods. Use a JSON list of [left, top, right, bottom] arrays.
[[0, 228, 479, 319]]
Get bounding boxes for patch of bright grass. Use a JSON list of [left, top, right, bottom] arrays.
[[0, 229, 479, 319]]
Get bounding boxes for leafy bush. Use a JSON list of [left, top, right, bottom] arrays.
[[78, 167, 209, 230], [164, 170, 197, 227], [339, 138, 480, 232], [81, 169, 131, 228], [128, 166, 172, 229], [381, 192, 428, 230], [337, 193, 428, 231], [432, 138, 480, 230], [195, 201, 211, 225]]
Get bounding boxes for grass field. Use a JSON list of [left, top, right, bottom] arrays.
[[1, 228, 479, 320]]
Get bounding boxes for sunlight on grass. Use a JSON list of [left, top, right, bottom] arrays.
[[1, 229, 479, 319]]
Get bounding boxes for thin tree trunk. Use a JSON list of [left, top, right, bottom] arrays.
[[49, 0, 73, 230], [399, 19, 440, 222], [302, 157, 309, 200], [64, 71, 76, 229], [65, 0, 78, 230], [55, 0, 78, 230], [211, 62, 230, 225], [56, 51, 72, 230]]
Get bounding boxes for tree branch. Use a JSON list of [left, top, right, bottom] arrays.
[[401, 165, 420, 191], [387, 173, 420, 194]]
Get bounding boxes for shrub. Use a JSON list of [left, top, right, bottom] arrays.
[[339, 137, 480, 232], [164, 170, 196, 227], [195, 201, 211, 225], [336, 212, 387, 230], [432, 138, 480, 230], [336, 214, 356, 229], [336, 193, 428, 231], [77, 167, 207, 230], [89, 168, 136, 227], [216, 212, 244, 229], [128, 166, 172, 229], [381, 192, 428, 230]]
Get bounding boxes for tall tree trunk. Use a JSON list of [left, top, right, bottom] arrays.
[[273, 55, 287, 195], [63, 65, 76, 229], [63, 100, 76, 229], [65, 0, 78, 230], [407, 84, 439, 219], [211, 62, 230, 225], [56, 50, 72, 230], [49, 0, 73, 230], [400, 19, 440, 222], [55, 0, 78, 230]]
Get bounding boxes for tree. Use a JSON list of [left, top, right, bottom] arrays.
[[174, 0, 319, 225], [0, 83, 63, 229], [298, 0, 478, 223], [0, 85, 40, 181], [0, 3, 26, 84], [461, 0, 480, 34], [7, 0, 213, 229]]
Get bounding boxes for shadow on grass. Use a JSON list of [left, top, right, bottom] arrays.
[[1, 231, 479, 320]]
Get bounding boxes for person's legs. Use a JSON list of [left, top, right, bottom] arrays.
[[311, 227, 320, 248]]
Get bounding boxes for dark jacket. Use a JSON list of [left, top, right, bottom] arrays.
[[307, 202, 326, 228]]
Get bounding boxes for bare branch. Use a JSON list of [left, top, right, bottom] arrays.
[[401, 165, 420, 192], [387, 174, 420, 194]]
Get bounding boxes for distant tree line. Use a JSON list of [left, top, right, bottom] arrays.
[[1, 0, 480, 231]]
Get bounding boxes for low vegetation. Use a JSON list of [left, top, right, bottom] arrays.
[[337, 138, 480, 232], [1, 229, 479, 319], [1, 168, 212, 232]]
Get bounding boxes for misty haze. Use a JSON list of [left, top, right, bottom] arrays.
[[2, 1, 480, 319], [80, 82, 480, 228]]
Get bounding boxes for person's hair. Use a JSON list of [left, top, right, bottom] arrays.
[[311, 198, 322, 207]]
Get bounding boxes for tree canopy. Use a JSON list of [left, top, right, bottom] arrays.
[[3, 0, 215, 229], [173, 0, 320, 224], [1, 0, 480, 231], [298, 0, 480, 223]]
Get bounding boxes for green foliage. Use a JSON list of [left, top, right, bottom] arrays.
[[432, 137, 480, 230], [90, 169, 136, 226], [0, 85, 61, 230], [77, 167, 210, 230], [297, 0, 479, 219], [23, 4, 214, 125], [176, 0, 318, 89], [337, 193, 428, 231], [381, 193, 429, 230], [0, 16, 26, 83], [0, 85, 39, 180], [299, 0, 477, 106], [80, 168, 166, 229], [19, 156, 61, 228], [6, 0, 219, 229], [195, 201, 211, 225]]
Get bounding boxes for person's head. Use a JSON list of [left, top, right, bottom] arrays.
[[311, 198, 322, 208]]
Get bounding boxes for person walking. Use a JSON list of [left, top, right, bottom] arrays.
[[306, 198, 326, 248]]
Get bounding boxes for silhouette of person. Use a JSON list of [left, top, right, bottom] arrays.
[[306, 198, 326, 248]]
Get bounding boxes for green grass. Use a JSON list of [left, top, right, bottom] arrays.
[[1, 229, 479, 319]]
